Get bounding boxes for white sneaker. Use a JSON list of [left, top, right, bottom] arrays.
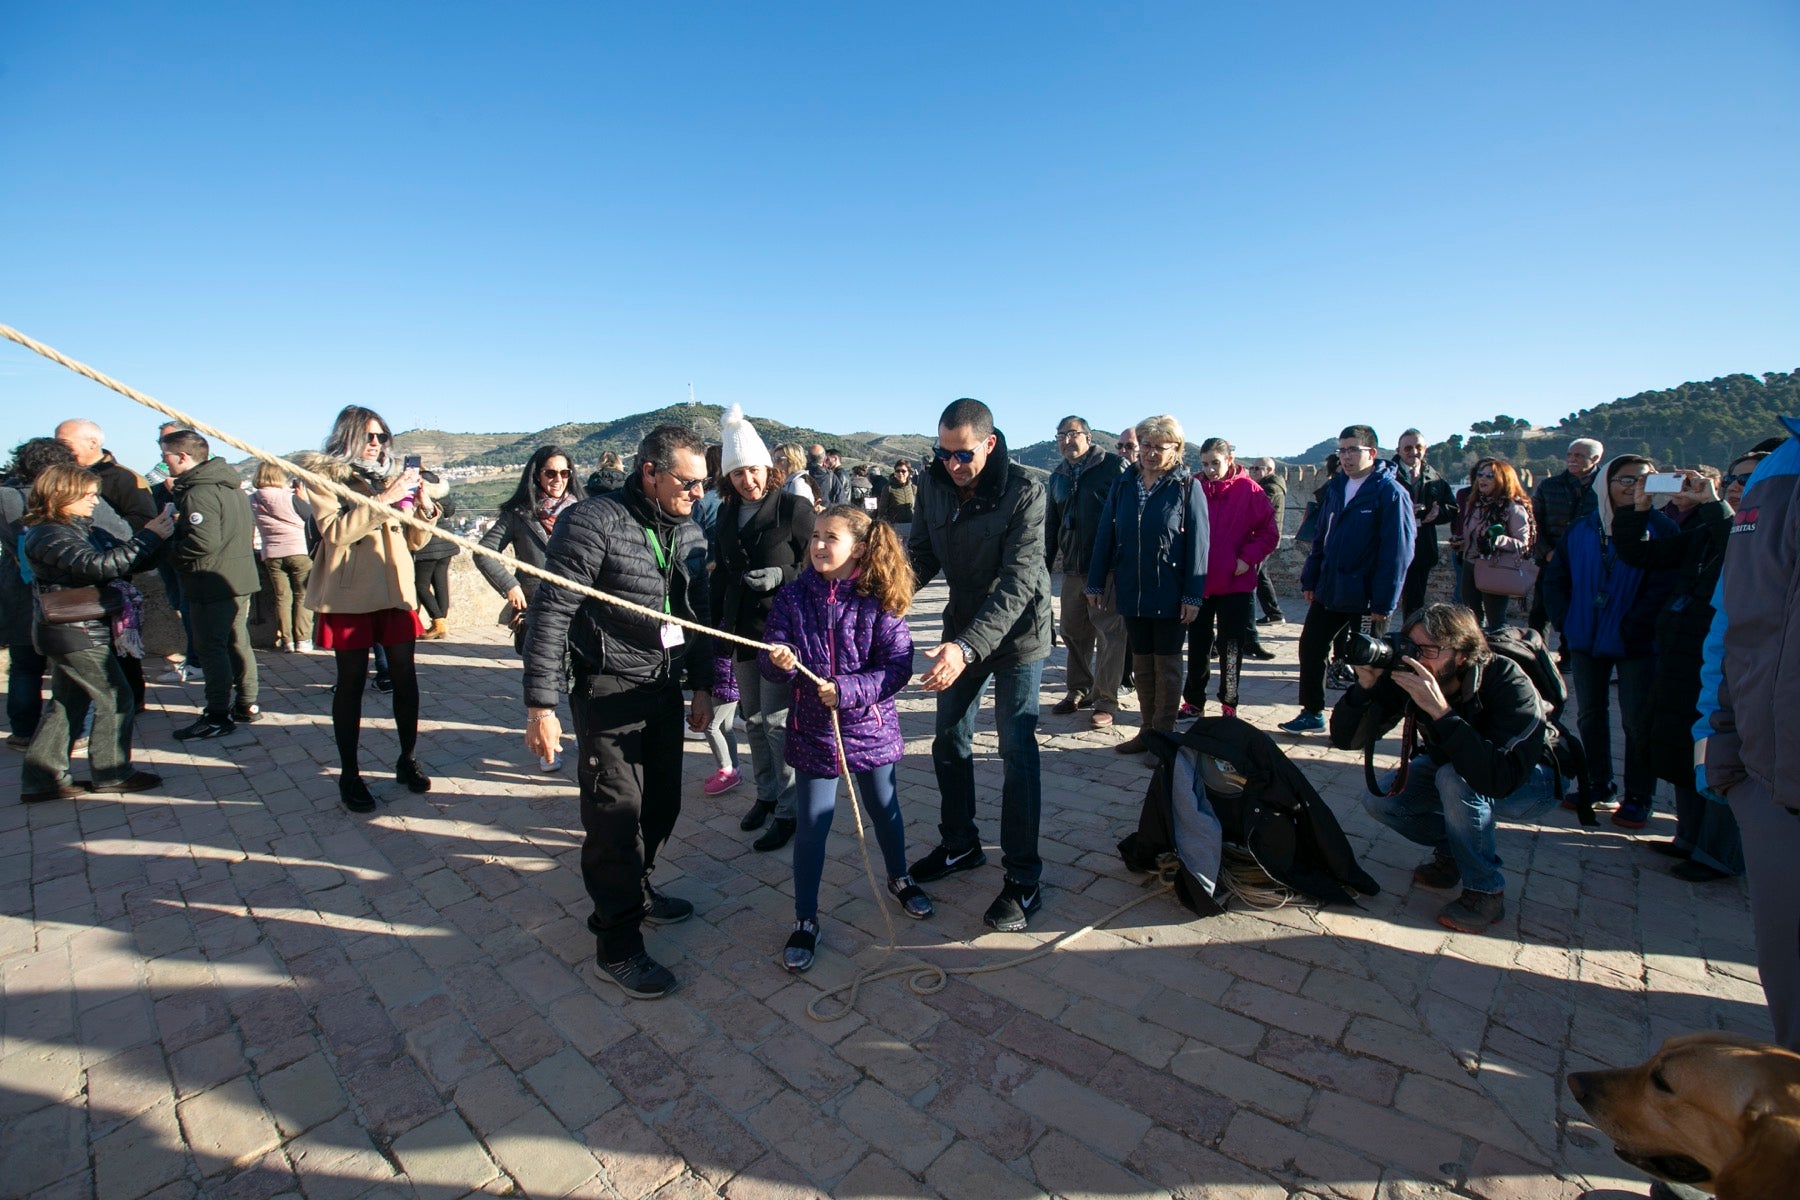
[[159, 664, 192, 683], [294, 640, 314, 654]]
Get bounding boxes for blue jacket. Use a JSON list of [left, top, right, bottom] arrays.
[[1086, 465, 1209, 620], [1544, 507, 1677, 660], [1695, 419, 1800, 801], [1298, 462, 1415, 616]]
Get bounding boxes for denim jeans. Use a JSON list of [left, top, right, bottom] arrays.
[[932, 656, 1044, 885], [733, 656, 795, 819], [23, 644, 137, 791], [1363, 758, 1559, 894], [6, 641, 48, 739], [793, 764, 907, 922]]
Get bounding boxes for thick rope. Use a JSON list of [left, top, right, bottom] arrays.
[[1, 322, 1175, 1020]]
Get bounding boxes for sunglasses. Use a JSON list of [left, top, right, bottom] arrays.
[[933, 445, 979, 464], [365, 431, 392, 445], [539, 468, 571, 479], [659, 469, 708, 494], [1116, 441, 1136, 450], [1724, 472, 1753, 486], [1475, 471, 1496, 480]]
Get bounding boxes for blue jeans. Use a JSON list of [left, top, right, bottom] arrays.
[[7, 642, 48, 739], [932, 656, 1044, 885], [793, 765, 907, 922], [734, 656, 795, 819], [1363, 758, 1558, 894]]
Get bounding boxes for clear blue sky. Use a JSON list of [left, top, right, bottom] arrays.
[[4, 1, 1796, 465]]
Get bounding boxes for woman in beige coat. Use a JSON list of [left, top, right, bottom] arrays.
[[294, 404, 437, 813]]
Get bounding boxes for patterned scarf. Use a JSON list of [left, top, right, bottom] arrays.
[[537, 492, 576, 537], [107, 580, 147, 659]]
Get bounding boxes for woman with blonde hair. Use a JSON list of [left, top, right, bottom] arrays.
[[1086, 415, 1209, 753], [250, 459, 313, 652], [293, 404, 439, 813], [18, 463, 175, 801], [774, 444, 814, 507]]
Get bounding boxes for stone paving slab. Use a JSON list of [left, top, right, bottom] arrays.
[[0, 571, 1771, 1199]]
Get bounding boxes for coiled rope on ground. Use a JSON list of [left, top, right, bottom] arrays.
[[0, 322, 1180, 1020]]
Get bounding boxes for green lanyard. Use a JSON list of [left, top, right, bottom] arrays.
[[642, 526, 673, 614]]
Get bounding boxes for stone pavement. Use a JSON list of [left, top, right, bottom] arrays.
[[0, 574, 1772, 1200]]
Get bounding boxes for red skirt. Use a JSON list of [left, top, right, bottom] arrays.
[[315, 608, 423, 651]]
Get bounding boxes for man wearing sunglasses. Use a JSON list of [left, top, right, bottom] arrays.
[[1332, 603, 1558, 934], [522, 424, 715, 1000], [907, 398, 1054, 933]]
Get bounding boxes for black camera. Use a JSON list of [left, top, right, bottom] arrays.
[[1338, 631, 1415, 672]]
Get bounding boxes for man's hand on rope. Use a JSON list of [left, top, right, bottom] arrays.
[[525, 707, 562, 761]]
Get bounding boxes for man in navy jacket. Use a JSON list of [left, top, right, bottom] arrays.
[[1280, 425, 1416, 733]]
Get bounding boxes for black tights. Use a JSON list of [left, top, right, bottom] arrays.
[[332, 641, 420, 776]]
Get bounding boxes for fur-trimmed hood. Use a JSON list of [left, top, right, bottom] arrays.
[[291, 451, 387, 496]]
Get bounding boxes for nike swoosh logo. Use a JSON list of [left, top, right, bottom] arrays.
[[945, 849, 979, 867]]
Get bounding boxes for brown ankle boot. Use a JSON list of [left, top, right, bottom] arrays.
[[423, 617, 448, 640], [1151, 654, 1185, 732], [1115, 654, 1157, 753]]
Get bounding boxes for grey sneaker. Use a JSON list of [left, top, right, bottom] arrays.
[[595, 952, 678, 999], [1437, 890, 1505, 934]]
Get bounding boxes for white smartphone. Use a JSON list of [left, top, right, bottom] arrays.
[[1642, 472, 1685, 495]]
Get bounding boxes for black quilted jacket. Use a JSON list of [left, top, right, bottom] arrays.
[[520, 476, 713, 708], [23, 517, 164, 656]]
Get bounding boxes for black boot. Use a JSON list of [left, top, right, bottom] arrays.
[[753, 817, 796, 852], [740, 799, 775, 832]]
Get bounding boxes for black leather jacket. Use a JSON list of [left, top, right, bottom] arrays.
[[23, 517, 164, 656], [521, 475, 712, 708]]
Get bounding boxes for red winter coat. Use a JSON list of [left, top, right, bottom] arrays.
[[1200, 467, 1279, 597]]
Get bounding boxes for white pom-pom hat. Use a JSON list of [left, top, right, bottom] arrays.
[[720, 404, 773, 476]]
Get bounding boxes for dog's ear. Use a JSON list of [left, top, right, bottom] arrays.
[[1716, 1113, 1800, 1200]]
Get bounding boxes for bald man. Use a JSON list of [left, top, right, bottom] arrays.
[[55, 419, 157, 531]]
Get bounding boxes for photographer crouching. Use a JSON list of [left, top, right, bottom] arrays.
[[1330, 603, 1558, 934]]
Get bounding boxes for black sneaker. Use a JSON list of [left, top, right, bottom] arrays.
[[86, 770, 160, 795], [174, 716, 237, 741], [887, 875, 934, 920], [1256, 614, 1285, 626], [372, 675, 394, 695], [1411, 851, 1462, 890], [1245, 643, 1277, 661], [641, 879, 694, 925], [782, 920, 818, 973], [231, 701, 262, 724], [984, 879, 1042, 932], [908, 844, 988, 883], [338, 775, 376, 813], [595, 951, 678, 999]]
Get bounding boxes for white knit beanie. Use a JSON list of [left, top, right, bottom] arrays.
[[720, 404, 773, 476]]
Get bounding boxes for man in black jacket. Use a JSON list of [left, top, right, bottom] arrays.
[[908, 398, 1055, 932], [1044, 416, 1128, 727], [1529, 437, 1602, 647], [161, 430, 261, 740], [523, 425, 714, 1000], [1393, 429, 1458, 617], [1331, 603, 1558, 934]]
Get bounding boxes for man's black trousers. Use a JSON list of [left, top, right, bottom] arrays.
[[570, 674, 684, 961]]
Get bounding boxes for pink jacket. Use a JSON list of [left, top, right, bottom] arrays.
[[1200, 467, 1279, 597]]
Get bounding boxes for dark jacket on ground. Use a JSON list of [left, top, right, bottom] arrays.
[[1120, 716, 1380, 912], [168, 456, 261, 601], [521, 474, 712, 709], [908, 431, 1053, 668], [1699, 420, 1800, 802], [1394, 461, 1458, 569], [713, 490, 816, 662], [1614, 499, 1733, 786], [1086, 465, 1209, 619], [1045, 446, 1128, 577], [1531, 468, 1600, 563], [758, 569, 912, 776], [1299, 461, 1416, 616], [22, 517, 165, 656], [90, 451, 158, 533], [1331, 654, 1550, 801]]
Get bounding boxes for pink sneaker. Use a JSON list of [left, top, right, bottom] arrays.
[[703, 768, 742, 796]]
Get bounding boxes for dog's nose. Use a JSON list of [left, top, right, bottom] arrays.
[[1566, 1073, 1589, 1104]]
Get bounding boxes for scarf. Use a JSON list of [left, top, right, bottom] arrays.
[[107, 579, 147, 659], [536, 492, 576, 537]]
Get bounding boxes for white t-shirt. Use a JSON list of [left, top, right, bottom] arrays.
[[1342, 472, 1369, 505]]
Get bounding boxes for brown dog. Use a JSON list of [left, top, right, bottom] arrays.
[[1567, 1031, 1800, 1198]]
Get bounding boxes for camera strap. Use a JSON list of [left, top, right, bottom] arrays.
[[1363, 708, 1419, 798]]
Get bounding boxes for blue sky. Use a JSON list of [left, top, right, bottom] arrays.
[[3, 2, 1796, 465]]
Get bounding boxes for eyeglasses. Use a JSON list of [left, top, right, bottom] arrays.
[[934, 445, 979, 464], [1054, 430, 1087, 442], [1408, 640, 1446, 660], [365, 431, 391, 445], [1338, 445, 1374, 457], [1142, 443, 1179, 456], [539, 468, 571, 479]]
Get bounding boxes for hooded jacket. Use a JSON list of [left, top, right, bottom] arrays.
[[1697, 419, 1800, 803], [1543, 462, 1676, 660], [712, 489, 816, 661], [1086, 464, 1209, 619], [1045, 446, 1128, 576], [520, 472, 712, 708], [22, 517, 165, 656], [908, 431, 1053, 668], [1299, 460, 1416, 616], [168, 456, 261, 601], [293, 452, 435, 615], [758, 569, 913, 776], [1200, 466, 1278, 598]]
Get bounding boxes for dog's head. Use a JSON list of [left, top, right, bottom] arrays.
[[1567, 1031, 1800, 1199]]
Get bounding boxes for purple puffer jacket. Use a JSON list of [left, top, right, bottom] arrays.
[[758, 568, 913, 777]]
